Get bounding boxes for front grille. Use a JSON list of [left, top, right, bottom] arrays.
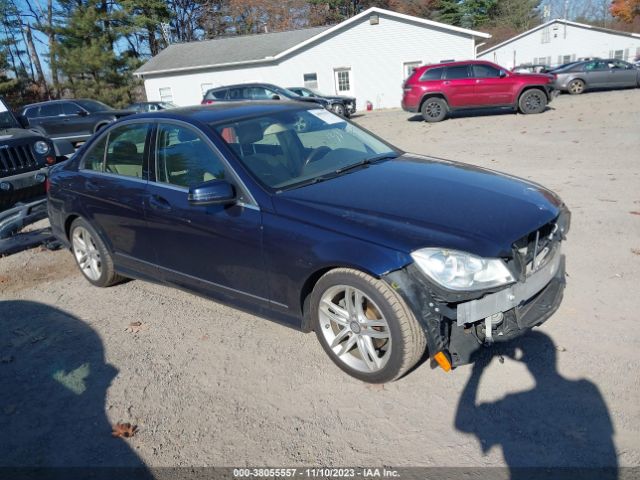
[[513, 220, 560, 280], [0, 145, 39, 176]]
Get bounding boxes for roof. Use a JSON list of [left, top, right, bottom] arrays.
[[136, 7, 490, 77], [479, 19, 640, 56], [130, 101, 320, 124]]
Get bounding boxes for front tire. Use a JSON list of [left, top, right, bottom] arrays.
[[70, 218, 123, 287], [568, 79, 585, 95], [311, 268, 426, 383], [518, 89, 548, 114], [421, 97, 448, 122], [332, 103, 346, 116]]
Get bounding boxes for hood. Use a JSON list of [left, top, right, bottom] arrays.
[[273, 155, 564, 258], [0, 127, 48, 143], [512, 72, 554, 82]]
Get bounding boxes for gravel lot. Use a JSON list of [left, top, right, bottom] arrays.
[[1, 89, 639, 473]]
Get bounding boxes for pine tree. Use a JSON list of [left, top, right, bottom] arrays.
[[55, 0, 139, 107]]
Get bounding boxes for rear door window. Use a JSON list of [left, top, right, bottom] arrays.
[[445, 66, 470, 79], [82, 135, 108, 171], [104, 123, 151, 179], [206, 89, 228, 100], [39, 103, 63, 117]]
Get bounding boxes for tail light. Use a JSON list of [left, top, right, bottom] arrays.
[[201, 99, 214, 105]]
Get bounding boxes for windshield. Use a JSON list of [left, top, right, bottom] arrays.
[[273, 86, 304, 98], [75, 99, 112, 112], [0, 101, 19, 129], [213, 108, 397, 190]]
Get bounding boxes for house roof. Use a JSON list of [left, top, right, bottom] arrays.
[[136, 7, 491, 77], [479, 19, 640, 56]]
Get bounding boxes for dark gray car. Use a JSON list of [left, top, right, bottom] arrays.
[[553, 59, 640, 94], [19, 99, 135, 145]]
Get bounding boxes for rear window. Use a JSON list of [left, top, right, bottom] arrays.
[[205, 89, 228, 100], [419, 67, 444, 81], [39, 104, 62, 117], [445, 66, 470, 79]]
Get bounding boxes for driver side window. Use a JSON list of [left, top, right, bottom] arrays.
[[155, 123, 226, 188]]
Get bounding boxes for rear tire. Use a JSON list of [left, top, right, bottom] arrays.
[[518, 89, 547, 114], [69, 218, 124, 288], [421, 97, 448, 122], [311, 268, 426, 383], [568, 79, 585, 95]]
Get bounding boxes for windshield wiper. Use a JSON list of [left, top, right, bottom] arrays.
[[277, 174, 335, 192], [334, 153, 398, 175]]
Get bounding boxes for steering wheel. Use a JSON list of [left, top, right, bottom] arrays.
[[303, 146, 331, 169]]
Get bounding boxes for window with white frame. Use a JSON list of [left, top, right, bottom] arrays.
[[201, 83, 213, 94], [403, 61, 421, 79], [614, 50, 624, 60], [159, 87, 173, 103], [336, 70, 350, 92], [541, 27, 550, 43], [303, 73, 318, 89]]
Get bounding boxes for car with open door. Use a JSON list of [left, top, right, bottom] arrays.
[[47, 102, 570, 383]]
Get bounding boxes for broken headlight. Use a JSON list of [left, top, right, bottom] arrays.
[[411, 248, 515, 291]]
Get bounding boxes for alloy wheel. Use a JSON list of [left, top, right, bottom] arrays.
[[319, 285, 392, 373], [72, 226, 102, 281], [524, 92, 544, 112], [425, 101, 442, 119], [569, 80, 584, 94]]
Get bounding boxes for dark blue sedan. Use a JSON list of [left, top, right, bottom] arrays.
[[47, 102, 570, 383]]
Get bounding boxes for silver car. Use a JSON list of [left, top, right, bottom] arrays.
[[553, 59, 640, 94]]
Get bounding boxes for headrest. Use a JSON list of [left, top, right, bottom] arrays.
[[112, 141, 137, 157], [236, 122, 263, 144], [177, 128, 198, 143]]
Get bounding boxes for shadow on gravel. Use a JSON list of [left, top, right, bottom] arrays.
[[454, 331, 617, 480], [0, 300, 152, 478]]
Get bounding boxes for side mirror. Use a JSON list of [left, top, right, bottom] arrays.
[[77, 110, 88, 116], [499, 70, 508, 78], [271, 94, 280, 100], [188, 179, 236, 206]]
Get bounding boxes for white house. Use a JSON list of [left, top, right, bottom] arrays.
[[135, 7, 490, 109], [478, 19, 640, 69]]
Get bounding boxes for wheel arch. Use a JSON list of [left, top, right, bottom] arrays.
[[418, 92, 449, 112], [298, 262, 402, 333], [517, 85, 552, 102]]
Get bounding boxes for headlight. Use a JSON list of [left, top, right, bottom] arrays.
[[411, 248, 515, 291], [34, 141, 50, 155]]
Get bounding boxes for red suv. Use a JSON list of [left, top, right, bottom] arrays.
[[402, 60, 556, 122]]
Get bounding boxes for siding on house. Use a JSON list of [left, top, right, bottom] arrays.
[[479, 20, 640, 69], [140, 9, 486, 109]]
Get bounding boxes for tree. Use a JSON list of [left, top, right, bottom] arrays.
[[55, 0, 139, 107], [610, 0, 640, 22]]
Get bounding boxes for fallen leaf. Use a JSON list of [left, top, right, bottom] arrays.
[[630, 211, 640, 216], [125, 321, 147, 334], [631, 249, 640, 256], [112, 422, 138, 438], [556, 346, 567, 352]]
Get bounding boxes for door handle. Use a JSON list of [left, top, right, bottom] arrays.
[[443, 81, 450, 85], [148, 195, 172, 212]]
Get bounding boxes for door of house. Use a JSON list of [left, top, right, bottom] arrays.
[[334, 68, 353, 96]]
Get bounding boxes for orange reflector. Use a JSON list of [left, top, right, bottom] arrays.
[[434, 351, 451, 372]]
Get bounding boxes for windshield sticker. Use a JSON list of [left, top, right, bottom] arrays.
[[309, 109, 343, 125]]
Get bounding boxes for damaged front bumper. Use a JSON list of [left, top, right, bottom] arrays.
[[384, 243, 566, 370]]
